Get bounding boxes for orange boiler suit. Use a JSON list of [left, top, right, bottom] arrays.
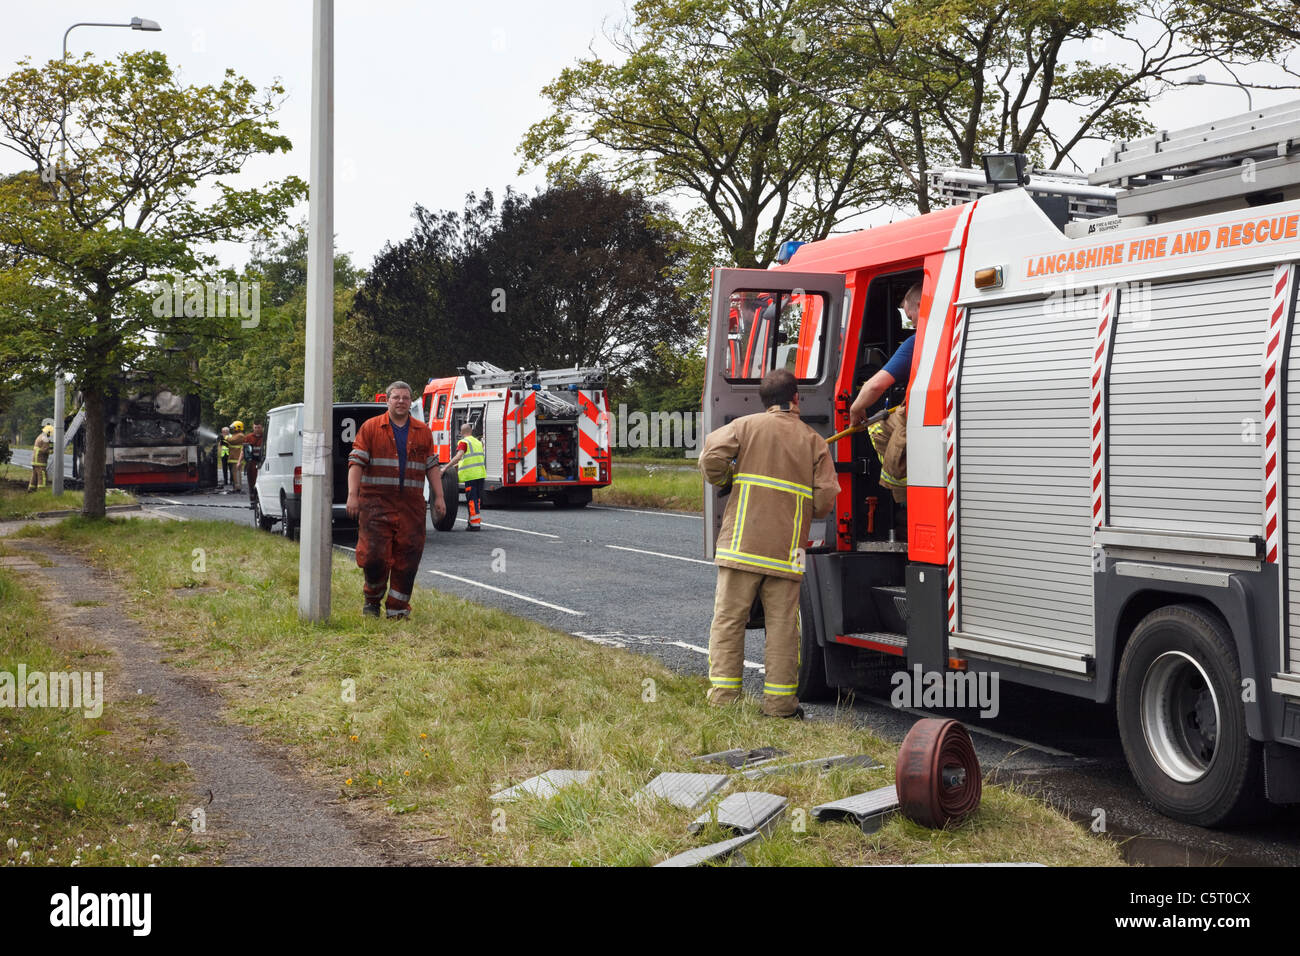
[[348, 412, 437, 617]]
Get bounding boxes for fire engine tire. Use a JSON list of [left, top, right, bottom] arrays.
[[1116, 604, 1263, 827], [795, 582, 833, 702], [433, 467, 459, 532], [895, 718, 982, 828], [279, 490, 299, 541], [252, 493, 274, 532], [553, 491, 591, 508]]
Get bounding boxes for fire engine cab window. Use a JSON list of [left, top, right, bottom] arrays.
[[435, 395, 447, 420], [724, 290, 826, 383]]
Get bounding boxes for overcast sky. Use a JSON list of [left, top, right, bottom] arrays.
[[3, 2, 1295, 274]]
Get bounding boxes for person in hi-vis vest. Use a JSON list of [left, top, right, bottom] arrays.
[[446, 423, 487, 531]]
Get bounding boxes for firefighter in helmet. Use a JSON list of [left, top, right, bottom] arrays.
[[28, 425, 54, 492]]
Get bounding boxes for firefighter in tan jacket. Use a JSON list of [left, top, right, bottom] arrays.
[[699, 369, 839, 717]]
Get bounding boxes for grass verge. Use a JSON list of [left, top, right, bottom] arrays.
[[0, 557, 218, 867], [0, 469, 135, 520], [597, 459, 703, 512], [19, 517, 1122, 866]]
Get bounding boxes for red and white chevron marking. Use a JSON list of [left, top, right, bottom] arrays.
[[945, 306, 968, 633], [510, 391, 538, 484], [1263, 263, 1292, 564], [576, 391, 605, 476], [1091, 287, 1116, 536]]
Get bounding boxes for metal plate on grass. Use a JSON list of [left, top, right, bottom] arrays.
[[654, 832, 760, 867], [741, 753, 882, 780], [812, 784, 900, 824], [689, 791, 788, 836], [490, 769, 592, 803], [636, 772, 730, 810], [692, 746, 788, 769]]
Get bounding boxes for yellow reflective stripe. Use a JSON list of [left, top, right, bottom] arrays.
[[710, 677, 742, 686], [734, 473, 813, 498], [789, 495, 802, 565], [764, 685, 797, 696], [731, 484, 749, 552], [716, 547, 803, 574]]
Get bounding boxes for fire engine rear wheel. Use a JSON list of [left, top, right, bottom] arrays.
[[1116, 603, 1263, 827], [553, 490, 591, 508], [796, 580, 833, 702], [433, 467, 459, 532]]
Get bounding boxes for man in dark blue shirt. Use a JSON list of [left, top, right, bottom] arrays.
[[849, 283, 922, 426]]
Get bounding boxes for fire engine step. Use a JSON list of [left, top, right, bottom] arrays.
[[841, 631, 908, 656], [812, 784, 901, 834], [870, 585, 909, 631], [654, 832, 760, 867], [688, 791, 788, 836]]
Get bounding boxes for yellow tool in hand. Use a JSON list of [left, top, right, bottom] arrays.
[[826, 404, 899, 444]]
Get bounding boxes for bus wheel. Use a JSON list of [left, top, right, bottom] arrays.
[[795, 580, 832, 702], [1116, 604, 1262, 827]]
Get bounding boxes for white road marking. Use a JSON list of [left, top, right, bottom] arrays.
[[425, 569, 584, 616], [857, 693, 1078, 757], [459, 518, 559, 538], [666, 640, 764, 673], [151, 496, 185, 506], [605, 544, 713, 566], [589, 505, 703, 520]]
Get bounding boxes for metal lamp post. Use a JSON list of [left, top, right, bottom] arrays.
[[1185, 74, 1254, 111], [52, 16, 162, 496], [299, 0, 334, 621]]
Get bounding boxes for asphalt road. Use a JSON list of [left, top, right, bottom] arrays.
[[105, 485, 1300, 864]]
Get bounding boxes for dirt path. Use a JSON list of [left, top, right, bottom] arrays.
[[8, 536, 420, 866]]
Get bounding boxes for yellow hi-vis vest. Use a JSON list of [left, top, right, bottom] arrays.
[[458, 435, 486, 482]]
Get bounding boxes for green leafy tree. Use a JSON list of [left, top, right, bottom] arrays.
[[519, 0, 903, 270], [809, 0, 1300, 210], [194, 225, 364, 425], [0, 51, 306, 516], [341, 178, 694, 390]]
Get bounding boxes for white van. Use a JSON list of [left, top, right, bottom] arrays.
[[253, 400, 428, 538]]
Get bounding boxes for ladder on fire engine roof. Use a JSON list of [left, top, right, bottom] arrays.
[[1089, 98, 1300, 222], [927, 166, 1118, 220], [462, 360, 608, 391]]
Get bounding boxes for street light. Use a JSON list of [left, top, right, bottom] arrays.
[[1185, 74, 1253, 111], [52, 16, 162, 496]]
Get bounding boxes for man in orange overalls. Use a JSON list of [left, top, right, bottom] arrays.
[[346, 382, 447, 619]]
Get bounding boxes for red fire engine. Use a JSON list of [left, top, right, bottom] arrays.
[[704, 101, 1300, 825], [422, 361, 612, 526]]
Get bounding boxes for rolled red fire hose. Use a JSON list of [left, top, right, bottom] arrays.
[[895, 718, 982, 827]]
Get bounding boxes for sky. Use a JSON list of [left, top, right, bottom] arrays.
[[2, 1, 1297, 275]]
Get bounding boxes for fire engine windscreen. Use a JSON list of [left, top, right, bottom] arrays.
[[724, 289, 825, 382]]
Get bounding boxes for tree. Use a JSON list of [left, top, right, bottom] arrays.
[[519, 0, 904, 270], [340, 178, 694, 388], [807, 0, 1300, 210], [193, 225, 364, 424], [0, 51, 306, 516]]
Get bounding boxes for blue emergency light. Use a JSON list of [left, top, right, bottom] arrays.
[[776, 240, 805, 264]]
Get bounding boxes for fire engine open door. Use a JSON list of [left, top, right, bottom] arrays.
[[702, 268, 845, 559]]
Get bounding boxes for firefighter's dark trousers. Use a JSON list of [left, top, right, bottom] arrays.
[[465, 478, 483, 529], [356, 493, 427, 618], [707, 565, 801, 717]]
